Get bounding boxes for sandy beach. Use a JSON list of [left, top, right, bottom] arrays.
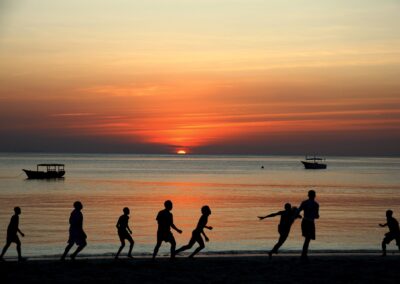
[[1, 253, 399, 283]]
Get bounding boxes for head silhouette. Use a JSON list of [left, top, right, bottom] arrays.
[[386, 210, 393, 218], [284, 203, 291, 211], [73, 201, 83, 210], [14, 207, 21, 215], [123, 207, 130, 215], [201, 205, 211, 215], [308, 190, 316, 200], [164, 200, 173, 211]]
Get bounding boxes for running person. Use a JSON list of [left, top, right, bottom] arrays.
[[379, 210, 400, 256], [152, 200, 182, 260], [258, 203, 301, 258], [115, 207, 134, 259], [0, 207, 25, 262], [175, 206, 213, 258], [297, 190, 319, 260], [61, 201, 87, 261]]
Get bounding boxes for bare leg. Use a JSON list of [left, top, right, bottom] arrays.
[[189, 236, 206, 258], [270, 234, 288, 257], [175, 237, 196, 255], [301, 238, 311, 259], [71, 243, 86, 260], [128, 239, 134, 258], [115, 240, 125, 259], [170, 237, 176, 259], [152, 239, 162, 260], [16, 239, 22, 260], [61, 243, 73, 260], [0, 241, 11, 259]]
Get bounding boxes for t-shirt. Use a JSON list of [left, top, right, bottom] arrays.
[[7, 215, 19, 236], [117, 215, 129, 232], [278, 210, 294, 230], [69, 210, 83, 233], [388, 217, 400, 233], [299, 199, 319, 221], [156, 209, 173, 232], [194, 215, 208, 234]]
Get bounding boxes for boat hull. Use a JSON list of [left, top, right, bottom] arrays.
[[301, 161, 327, 169], [23, 169, 65, 179]]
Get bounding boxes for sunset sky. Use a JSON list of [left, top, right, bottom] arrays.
[[1, 0, 399, 155]]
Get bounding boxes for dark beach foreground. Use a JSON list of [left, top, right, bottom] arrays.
[[1, 254, 400, 283]]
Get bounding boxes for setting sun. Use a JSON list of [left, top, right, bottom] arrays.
[[177, 150, 187, 155]]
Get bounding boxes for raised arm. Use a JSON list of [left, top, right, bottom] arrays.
[[258, 211, 280, 220]]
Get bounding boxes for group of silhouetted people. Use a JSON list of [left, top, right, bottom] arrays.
[[1, 190, 399, 262], [0, 200, 213, 262], [258, 190, 399, 260], [258, 190, 320, 260]]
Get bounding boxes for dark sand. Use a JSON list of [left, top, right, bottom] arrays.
[[1, 254, 399, 283]]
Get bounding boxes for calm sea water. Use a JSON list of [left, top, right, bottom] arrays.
[[0, 153, 399, 257]]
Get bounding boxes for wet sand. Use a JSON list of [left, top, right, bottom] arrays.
[[1, 253, 399, 283]]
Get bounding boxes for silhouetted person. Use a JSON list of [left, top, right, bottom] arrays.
[[175, 205, 213, 258], [379, 210, 400, 256], [115, 207, 134, 259], [0, 207, 25, 261], [152, 200, 182, 260], [61, 201, 87, 261], [297, 190, 319, 260], [258, 203, 301, 258]]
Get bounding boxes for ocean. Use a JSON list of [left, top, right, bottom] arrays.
[[0, 153, 399, 257]]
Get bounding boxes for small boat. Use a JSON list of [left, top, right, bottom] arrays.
[[23, 164, 65, 179], [301, 156, 327, 169]]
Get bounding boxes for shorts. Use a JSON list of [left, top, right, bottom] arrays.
[[68, 231, 87, 246], [278, 224, 290, 238], [383, 232, 400, 246], [7, 234, 20, 244], [301, 219, 316, 240], [157, 231, 175, 243], [118, 230, 133, 243]]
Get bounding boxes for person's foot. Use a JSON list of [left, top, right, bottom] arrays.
[[127, 255, 134, 259], [70, 255, 76, 261], [18, 257, 27, 262], [268, 251, 272, 260], [382, 252, 387, 257]]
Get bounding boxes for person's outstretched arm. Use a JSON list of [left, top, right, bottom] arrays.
[[258, 211, 280, 220], [205, 225, 213, 230], [379, 222, 388, 227]]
